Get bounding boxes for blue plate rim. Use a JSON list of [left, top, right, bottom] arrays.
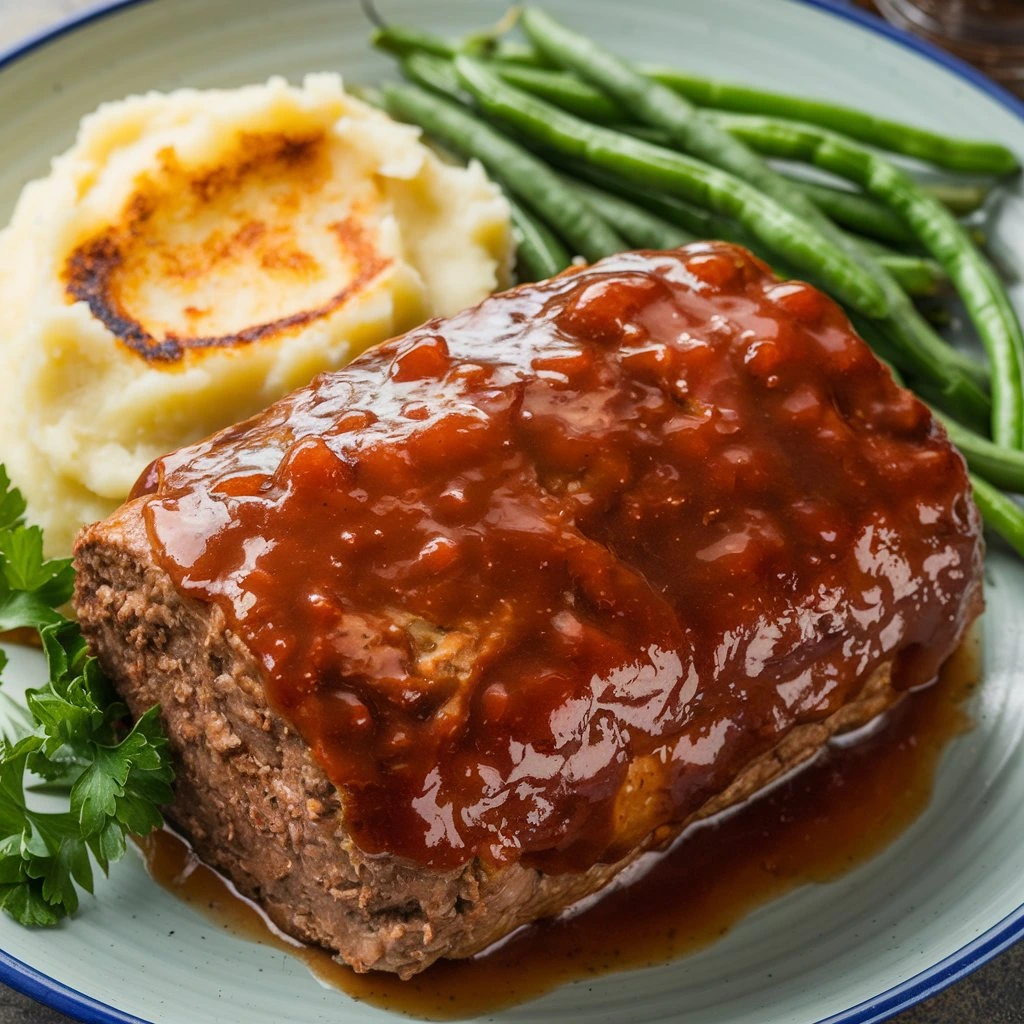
[[0, 0, 1021, 1022]]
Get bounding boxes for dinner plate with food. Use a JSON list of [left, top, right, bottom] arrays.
[[1, 0, 1023, 1022]]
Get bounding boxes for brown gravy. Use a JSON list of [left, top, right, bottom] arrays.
[[136, 629, 980, 1021]]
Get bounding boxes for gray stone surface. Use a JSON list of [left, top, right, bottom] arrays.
[[0, 1, 1020, 1021]]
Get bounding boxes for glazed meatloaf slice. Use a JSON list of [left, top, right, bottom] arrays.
[[74, 510, 906, 976], [74, 243, 984, 978]]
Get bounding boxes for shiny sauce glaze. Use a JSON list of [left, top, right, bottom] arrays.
[[134, 242, 983, 872], [138, 632, 981, 1019]]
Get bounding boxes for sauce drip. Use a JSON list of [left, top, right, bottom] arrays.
[[134, 243, 983, 871], [137, 631, 980, 1020]]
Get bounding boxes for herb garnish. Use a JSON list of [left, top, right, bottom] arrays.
[[0, 467, 173, 925]]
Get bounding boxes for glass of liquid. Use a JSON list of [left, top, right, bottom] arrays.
[[874, 0, 1024, 95]]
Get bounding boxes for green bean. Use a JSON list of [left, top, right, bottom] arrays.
[[487, 60, 985, 243], [493, 65, 1000, 216], [970, 475, 1024, 557], [519, 6, 857, 249], [573, 169, 940, 311], [795, 177, 989, 222], [740, 226, 947, 296], [484, 41, 547, 66], [557, 161, 728, 237], [853, 235, 906, 259], [400, 51, 468, 103], [566, 178, 695, 250], [495, 63, 626, 122], [920, 181, 992, 216], [789, 179, 916, 245], [372, 25, 457, 60], [874, 253, 949, 298], [936, 412, 1024, 492], [565, 168, 944, 309], [452, 55, 889, 320], [515, 9, 989, 429], [643, 67, 1020, 175], [508, 198, 572, 281], [710, 111, 1023, 448], [379, 82, 626, 263], [491, 63, 1012, 199], [560, 161, 939, 290], [712, 126, 992, 248], [848, 236, 948, 295], [569, 163, 958, 305], [372, 25, 546, 65], [396, 56, 940, 297], [375, 21, 1018, 175]]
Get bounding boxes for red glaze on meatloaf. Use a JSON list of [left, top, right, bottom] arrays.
[[77, 243, 983, 973]]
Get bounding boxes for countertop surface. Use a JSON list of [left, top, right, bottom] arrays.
[[0, 0, 1021, 1022]]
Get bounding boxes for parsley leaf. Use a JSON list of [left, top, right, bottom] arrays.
[[0, 469, 174, 926], [0, 468, 26, 532]]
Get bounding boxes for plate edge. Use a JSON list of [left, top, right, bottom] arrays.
[[0, 948, 151, 1024], [0, 0, 158, 74], [796, 0, 1024, 123]]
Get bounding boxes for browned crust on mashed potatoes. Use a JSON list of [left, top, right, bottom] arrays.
[[64, 132, 394, 362], [0, 74, 512, 554]]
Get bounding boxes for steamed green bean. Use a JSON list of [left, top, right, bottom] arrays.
[[645, 66, 1020, 175], [453, 54, 889, 318], [380, 81, 626, 262], [509, 198, 573, 281], [566, 178, 695, 249], [971, 475, 1024, 557]]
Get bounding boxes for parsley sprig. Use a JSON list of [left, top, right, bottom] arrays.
[[0, 467, 174, 925]]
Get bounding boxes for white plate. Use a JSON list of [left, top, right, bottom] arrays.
[[2, 1, 1024, 1022]]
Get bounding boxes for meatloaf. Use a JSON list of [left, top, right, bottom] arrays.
[[74, 242, 984, 977]]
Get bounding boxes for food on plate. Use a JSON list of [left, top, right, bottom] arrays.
[[2, 7, 1023, 999], [374, 23, 1020, 174], [390, 57, 990, 430], [75, 243, 983, 976], [0, 73, 512, 556], [636, 68, 1019, 175], [373, 8, 1024, 560], [507, 197, 571, 282], [515, 0, 1022, 440], [457, 49, 1012, 437], [387, 62, 890, 320]]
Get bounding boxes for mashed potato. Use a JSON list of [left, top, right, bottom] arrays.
[[0, 74, 512, 554]]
